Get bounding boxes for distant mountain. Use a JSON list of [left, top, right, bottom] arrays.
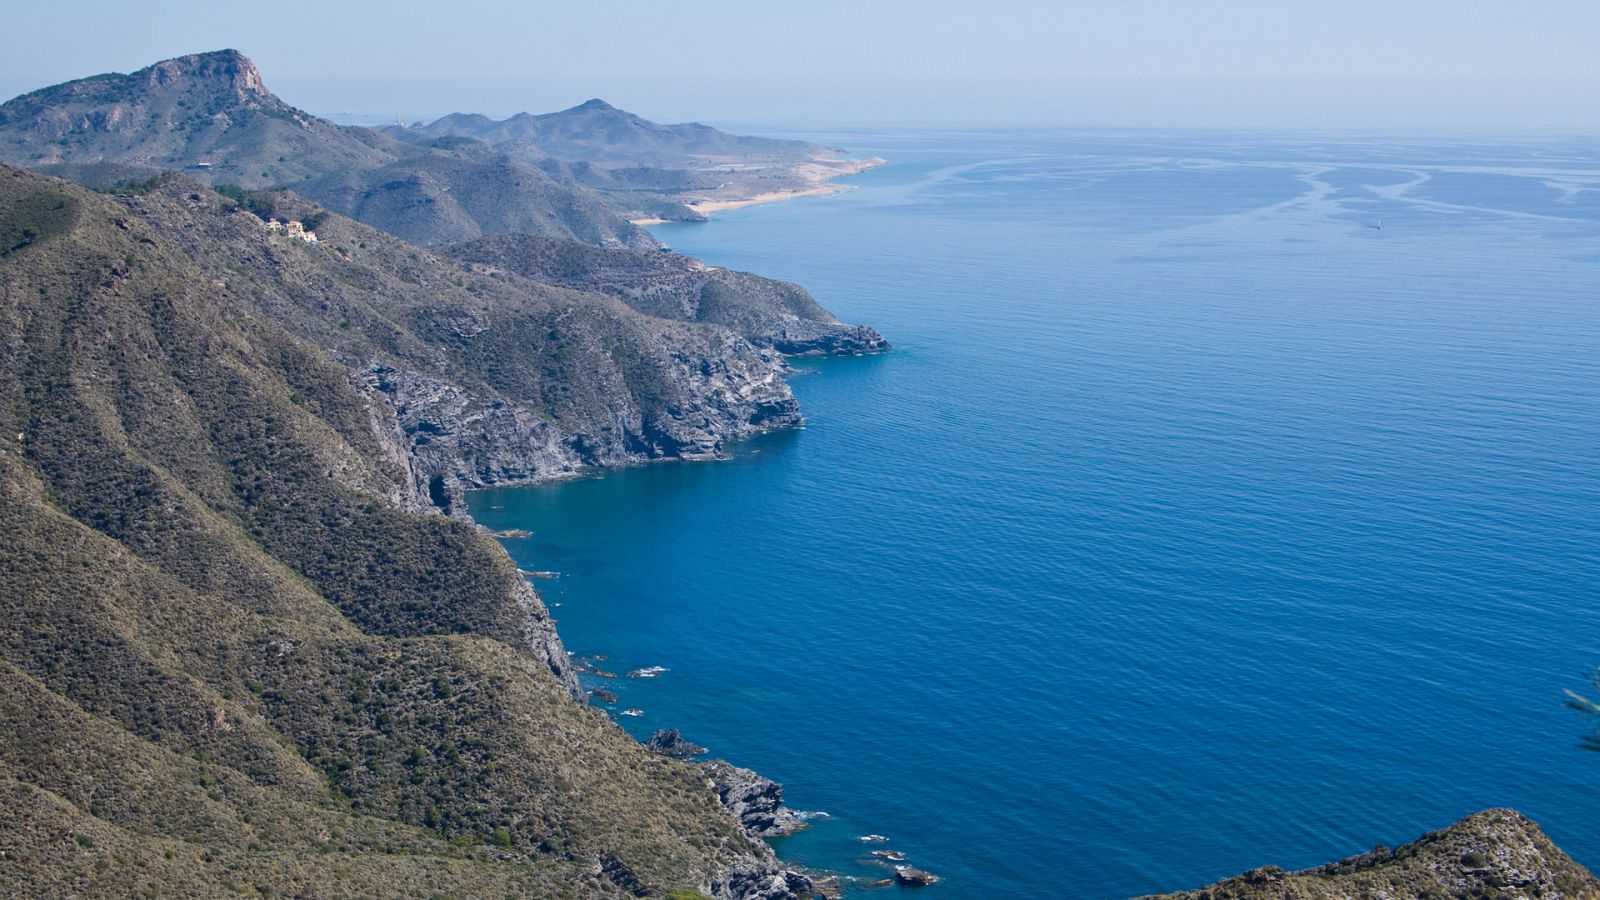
[[387, 101, 883, 223], [391, 100, 836, 169], [0, 163, 811, 895], [0, 50, 652, 247], [0, 50, 393, 180]]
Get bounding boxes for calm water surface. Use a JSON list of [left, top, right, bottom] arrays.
[[469, 131, 1600, 898]]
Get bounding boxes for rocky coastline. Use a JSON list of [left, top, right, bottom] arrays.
[[451, 384, 847, 895], [421, 231, 880, 896]]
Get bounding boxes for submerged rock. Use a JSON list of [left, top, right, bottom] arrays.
[[870, 850, 907, 862], [587, 689, 617, 705]]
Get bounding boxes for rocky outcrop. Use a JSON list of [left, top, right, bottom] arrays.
[[646, 728, 708, 759], [1141, 809, 1600, 899], [766, 318, 891, 357], [701, 759, 808, 840], [714, 866, 815, 900]]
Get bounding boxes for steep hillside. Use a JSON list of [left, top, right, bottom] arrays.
[[447, 233, 889, 356], [64, 172, 800, 508], [0, 50, 652, 248], [294, 144, 658, 249], [0, 165, 810, 897], [1141, 810, 1600, 899]]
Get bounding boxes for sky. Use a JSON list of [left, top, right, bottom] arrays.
[[3, 1, 1598, 131]]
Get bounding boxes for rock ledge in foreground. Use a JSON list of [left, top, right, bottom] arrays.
[[1139, 808, 1600, 899]]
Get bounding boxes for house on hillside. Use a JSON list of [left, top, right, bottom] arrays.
[[265, 218, 319, 243]]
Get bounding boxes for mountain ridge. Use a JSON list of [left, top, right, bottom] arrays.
[[0, 50, 654, 248], [389, 99, 836, 170]]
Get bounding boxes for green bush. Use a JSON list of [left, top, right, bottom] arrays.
[[0, 189, 78, 256]]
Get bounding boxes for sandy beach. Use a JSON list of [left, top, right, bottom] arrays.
[[685, 156, 886, 216], [686, 183, 852, 215]]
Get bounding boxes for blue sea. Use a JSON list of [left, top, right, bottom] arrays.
[[467, 131, 1600, 898]]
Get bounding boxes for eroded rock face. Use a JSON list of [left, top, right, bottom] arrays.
[[1140, 809, 1600, 899], [362, 334, 801, 515], [701, 759, 808, 840]]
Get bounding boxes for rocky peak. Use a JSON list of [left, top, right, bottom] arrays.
[[136, 49, 272, 103]]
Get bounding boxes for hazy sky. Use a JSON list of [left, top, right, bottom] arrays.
[[4, 1, 1597, 131]]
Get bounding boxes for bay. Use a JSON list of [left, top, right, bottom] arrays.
[[469, 130, 1600, 897]]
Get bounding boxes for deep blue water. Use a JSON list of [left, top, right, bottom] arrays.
[[467, 131, 1600, 898]]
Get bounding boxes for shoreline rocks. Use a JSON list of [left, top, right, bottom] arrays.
[[701, 759, 809, 839]]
